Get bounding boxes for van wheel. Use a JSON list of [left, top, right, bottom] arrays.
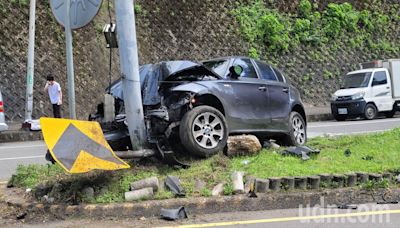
[[179, 106, 228, 158], [284, 111, 307, 146], [364, 104, 377, 120]]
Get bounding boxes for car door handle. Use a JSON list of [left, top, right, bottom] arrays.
[[258, 86, 267, 91], [282, 88, 289, 93]]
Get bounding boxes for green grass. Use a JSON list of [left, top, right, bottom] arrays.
[[9, 128, 400, 203]]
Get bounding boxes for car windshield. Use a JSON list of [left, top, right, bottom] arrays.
[[202, 59, 230, 77], [343, 72, 372, 89]]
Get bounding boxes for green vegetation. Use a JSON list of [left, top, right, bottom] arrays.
[[232, 0, 399, 54], [10, 128, 400, 203]]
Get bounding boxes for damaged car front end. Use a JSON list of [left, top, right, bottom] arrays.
[[92, 57, 307, 166]]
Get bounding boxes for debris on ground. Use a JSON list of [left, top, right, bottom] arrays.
[[281, 146, 320, 161], [194, 179, 206, 194], [362, 155, 374, 161], [377, 201, 398, 204], [225, 135, 261, 157], [212, 183, 224, 196], [165, 176, 185, 197], [336, 204, 358, 210], [125, 187, 154, 202], [16, 212, 27, 220], [130, 177, 159, 192], [41, 195, 55, 204], [270, 141, 281, 149], [344, 149, 351, 157], [160, 206, 188, 221], [231, 172, 245, 194]]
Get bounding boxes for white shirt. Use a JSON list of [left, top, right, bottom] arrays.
[[47, 82, 61, 104]]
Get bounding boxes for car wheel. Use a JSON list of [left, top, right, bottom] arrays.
[[179, 106, 228, 158], [334, 115, 346, 121], [364, 104, 377, 120], [285, 111, 307, 146]]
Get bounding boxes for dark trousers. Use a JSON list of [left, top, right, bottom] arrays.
[[52, 104, 61, 118]]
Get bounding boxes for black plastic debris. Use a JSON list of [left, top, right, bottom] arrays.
[[165, 176, 185, 197], [160, 206, 188, 221], [362, 155, 374, 161], [344, 149, 351, 157], [337, 204, 358, 210], [16, 212, 27, 220], [281, 146, 320, 161], [377, 201, 399, 204]]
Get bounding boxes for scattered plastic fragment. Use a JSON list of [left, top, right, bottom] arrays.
[[160, 206, 188, 220], [165, 176, 185, 197], [281, 146, 320, 161]]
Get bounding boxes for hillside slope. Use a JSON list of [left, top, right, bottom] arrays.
[[0, 0, 399, 120]]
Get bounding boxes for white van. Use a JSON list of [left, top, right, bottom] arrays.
[[0, 89, 8, 132], [331, 59, 400, 121]]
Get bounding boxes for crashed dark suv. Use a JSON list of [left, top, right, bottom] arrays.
[[93, 56, 307, 159]]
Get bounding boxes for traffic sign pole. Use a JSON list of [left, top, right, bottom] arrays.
[[114, 0, 146, 150], [65, 0, 76, 119]]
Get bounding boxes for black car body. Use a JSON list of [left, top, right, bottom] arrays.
[[94, 57, 307, 158]]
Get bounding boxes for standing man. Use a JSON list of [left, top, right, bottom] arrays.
[[44, 75, 62, 118]]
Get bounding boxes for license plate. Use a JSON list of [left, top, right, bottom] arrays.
[[338, 108, 348, 115]]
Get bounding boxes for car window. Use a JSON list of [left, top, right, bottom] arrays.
[[202, 59, 230, 77], [272, 67, 285, 82], [372, 71, 387, 85], [255, 60, 277, 81], [233, 58, 258, 78]]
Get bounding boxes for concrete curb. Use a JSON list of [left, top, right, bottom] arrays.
[[306, 113, 333, 122], [0, 130, 43, 143], [4, 187, 400, 219]]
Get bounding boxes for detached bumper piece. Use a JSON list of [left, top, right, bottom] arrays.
[[331, 99, 367, 117]]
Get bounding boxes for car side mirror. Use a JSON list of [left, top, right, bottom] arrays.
[[228, 65, 243, 79]]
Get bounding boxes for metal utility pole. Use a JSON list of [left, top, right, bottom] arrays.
[[114, 0, 146, 150], [65, 0, 76, 119], [24, 0, 36, 123]]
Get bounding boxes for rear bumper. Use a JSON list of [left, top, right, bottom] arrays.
[[331, 99, 367, 116], [0, 123, 8, 132]]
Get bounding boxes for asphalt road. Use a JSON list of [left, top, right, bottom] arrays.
[[308, 116, 400, 138], [0, 141, 47, 182]]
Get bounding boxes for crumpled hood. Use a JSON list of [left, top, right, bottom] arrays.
[[107, 61, 219, 105]]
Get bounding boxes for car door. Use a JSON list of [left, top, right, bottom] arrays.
[[371, 70, 393, 111], [219, 58, 271, 131], [254, 60, 290, 130]]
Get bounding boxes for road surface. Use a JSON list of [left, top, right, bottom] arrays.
[[0, 141, 46, 182]]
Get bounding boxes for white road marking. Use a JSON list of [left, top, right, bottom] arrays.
[[308, 118, 400, 128], [0, 144, 45, 150], [0, 155, 43, 161]]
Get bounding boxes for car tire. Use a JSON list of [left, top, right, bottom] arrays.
[[334, 115, 347, 121], [179, 106, 228, 158], [364, 104, 377, 120], [285, 111, 307, 146]]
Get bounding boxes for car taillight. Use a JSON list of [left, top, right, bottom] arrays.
[[0, 101, 3, 112]]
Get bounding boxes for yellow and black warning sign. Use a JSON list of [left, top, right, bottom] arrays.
[[40, 118, 130, 173]]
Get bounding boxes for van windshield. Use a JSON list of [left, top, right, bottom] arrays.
[[343, 72, 372, 89]]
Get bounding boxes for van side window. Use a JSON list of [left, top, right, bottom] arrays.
[[372, 71, 387, 86]]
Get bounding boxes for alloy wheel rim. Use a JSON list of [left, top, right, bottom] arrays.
[[192, 112, 224, 149], [292, 116, 306, 145]]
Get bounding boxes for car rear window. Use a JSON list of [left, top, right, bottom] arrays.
[[255, 60, 277, 81], [272, 67, 285, 82]]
